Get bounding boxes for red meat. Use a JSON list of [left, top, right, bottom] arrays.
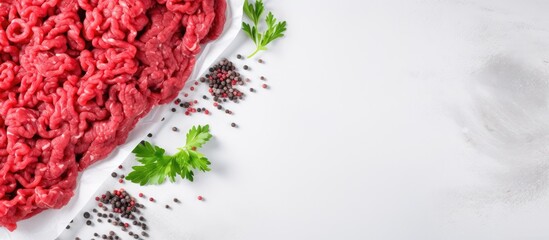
[[0, 0, 226, 231]]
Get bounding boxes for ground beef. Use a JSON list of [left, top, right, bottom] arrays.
[[0, 0, 226, 231]]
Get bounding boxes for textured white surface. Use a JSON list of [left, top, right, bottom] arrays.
[[7, 0, 549, 239]]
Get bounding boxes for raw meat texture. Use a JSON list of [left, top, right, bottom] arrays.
[[0, 0, 226, 231]]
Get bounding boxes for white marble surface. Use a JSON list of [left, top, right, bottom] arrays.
[[29, 0, 549, 239]]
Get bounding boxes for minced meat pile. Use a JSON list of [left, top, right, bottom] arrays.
[[0, 0, 226, 231]]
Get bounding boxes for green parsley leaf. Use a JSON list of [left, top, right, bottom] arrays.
[[132, 141, 165, 164], [126, 125, 213, 186], [184, 125, 212, 150], [243, 0, 264, 26], [242, 0, 287, 58]]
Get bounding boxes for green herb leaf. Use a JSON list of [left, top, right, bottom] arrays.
[[131, 141, 165, 165], [125, 156, 173, 186], [184, 125, 212, 149], [126, 125, 213, 185], [242, 0, 286, 58], [243, 0, 264, 26]]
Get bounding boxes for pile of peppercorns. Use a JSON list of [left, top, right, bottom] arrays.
[[159, 55, 268, 129], [65, 188, 149, 240], [95, 189, 142, 218], [205, 58, 245, 102]]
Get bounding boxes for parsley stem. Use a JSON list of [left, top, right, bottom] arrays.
[[247, 47, 262, 58]]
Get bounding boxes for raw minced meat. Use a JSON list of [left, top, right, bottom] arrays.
[[0, 0, 226, 231]]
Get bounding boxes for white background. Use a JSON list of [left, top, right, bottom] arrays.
[[21, 0, 549, 239]]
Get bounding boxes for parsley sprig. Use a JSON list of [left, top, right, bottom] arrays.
[[242, 0, 287, 58], [126, 125, 213, 186]]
